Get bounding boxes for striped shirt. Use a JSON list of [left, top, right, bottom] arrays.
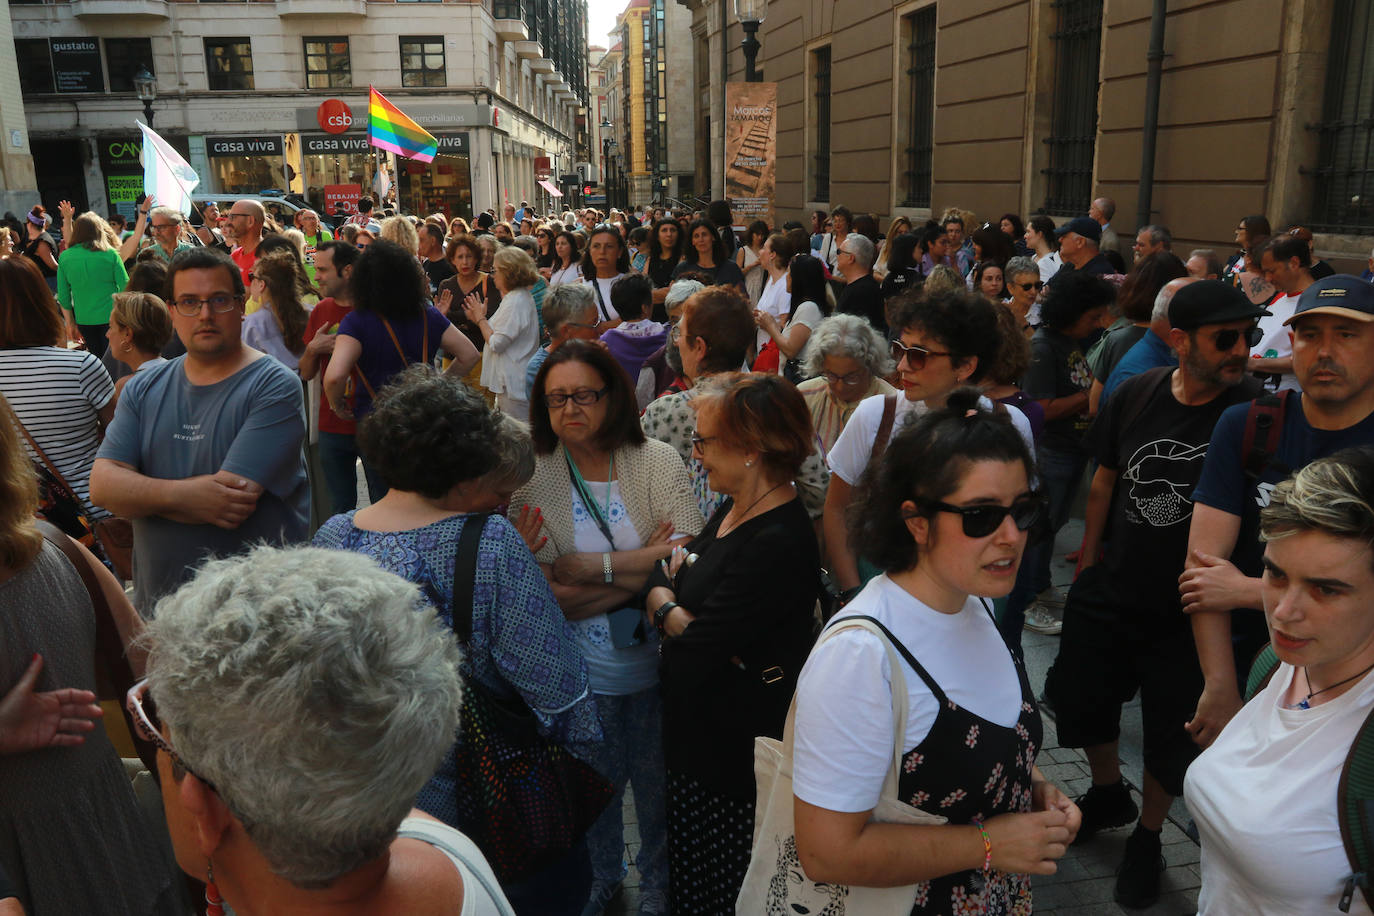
[[0, 347, 114, 519]]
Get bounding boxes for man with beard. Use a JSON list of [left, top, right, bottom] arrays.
[[1044, 280, 1267, 909], [1183, 275, 1374, 751]]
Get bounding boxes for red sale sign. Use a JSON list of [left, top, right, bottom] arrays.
[[324, 184, 361, 216]]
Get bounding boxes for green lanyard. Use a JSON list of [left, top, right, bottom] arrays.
[[564, 446, 616, 547]]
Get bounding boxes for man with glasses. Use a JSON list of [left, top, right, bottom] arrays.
[[834, 234, 886, 336], [1042, 280, 1267, 909], [143, 206, 194, 262], [1252, 233, 1316, 393], [227, 199, 266, 288], [90, 247, 308, 613]]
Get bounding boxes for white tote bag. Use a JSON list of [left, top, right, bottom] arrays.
[[735, 615, 947, 915]]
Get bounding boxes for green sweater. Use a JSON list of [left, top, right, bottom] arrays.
[[56, 245, 129, 325]]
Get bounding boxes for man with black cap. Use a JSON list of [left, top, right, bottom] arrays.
[[1182, 274, 1374, 752], [1044, 279, 1268, 909], [1053, 216, 1115, 278]]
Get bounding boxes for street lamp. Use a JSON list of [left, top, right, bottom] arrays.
[[734, 0, 766, 82], [133, 67, 157, 126]]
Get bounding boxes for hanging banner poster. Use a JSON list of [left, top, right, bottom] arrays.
[[724, 81, 777, 231]]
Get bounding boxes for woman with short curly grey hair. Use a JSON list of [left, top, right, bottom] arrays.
[[138, 545, 514, 913], [525, 282, 600, 395], [312, 366, 602, 913], [794, 313, 897, 459]]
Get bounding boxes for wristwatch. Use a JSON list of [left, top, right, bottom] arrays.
[[602, 552, 614, 584], [653, 600, 679, 636]]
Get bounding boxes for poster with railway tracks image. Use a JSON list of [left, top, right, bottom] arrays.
[[725, 81, 777, 230]]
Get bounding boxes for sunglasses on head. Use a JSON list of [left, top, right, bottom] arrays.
[[1210, 325, 1263, 351], [890, 339, 953, 370], [908, 495, 1044, 539]]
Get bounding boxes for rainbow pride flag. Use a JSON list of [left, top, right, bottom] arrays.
[[368, 86, 438, 163]]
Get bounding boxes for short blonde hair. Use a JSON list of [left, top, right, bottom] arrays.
[[110, 291, 174, 355], [492, 245, 539, 290], [380, 215, 419, 255]]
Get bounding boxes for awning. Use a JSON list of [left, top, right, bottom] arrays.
[[538, 178, 564, 198]]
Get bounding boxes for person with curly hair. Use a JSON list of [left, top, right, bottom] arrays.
[[793, 388, 1079, 914], [313, 367, 602, 913]]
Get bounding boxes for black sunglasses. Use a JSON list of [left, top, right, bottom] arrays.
[[909, 495, 1044, 539], [891, 339, 953, 370], [1211, 325, 1263, 351], [1015, 281, 1044, 292]]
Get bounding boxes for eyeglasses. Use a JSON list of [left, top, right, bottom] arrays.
[[890, 339, 953, 370], [173, 294, 240, 316], [126, 679, 219, 791], [689, 431, 717, 451], [909, 495, 1044, 539], [246, 273, 258, 282], [1210, 325, 1263, 351], [150, 222, 177, 231], [563, 321, 600, 331], [544, 387, 608, 408], [1014, 281, 1044, 292], [822, 369, 867, 387]]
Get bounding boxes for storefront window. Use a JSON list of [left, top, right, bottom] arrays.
[[206, 136, 285, 194], [399, 152, 472, 220]]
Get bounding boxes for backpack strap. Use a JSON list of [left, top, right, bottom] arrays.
[[1115, 366, 1174, 437], [869, 394, 899, 467], [1244, 642, 1282, 702], [1339, 712, 1374, 912], [450, 513, 490, 644], [1240, 391, 1289, 481]]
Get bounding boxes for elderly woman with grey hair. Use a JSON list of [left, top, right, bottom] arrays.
[[1003, 254, 1044, 334], [794, 312, 898, 460], [313, 366, 602, 913], [135, 545, 515, 914], [641, 277, 705, 398], [526, 282, 601, 395]]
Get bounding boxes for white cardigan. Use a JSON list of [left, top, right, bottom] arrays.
[[478, 286, 539, 399]]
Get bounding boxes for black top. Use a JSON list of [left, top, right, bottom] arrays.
[[881, 266, 923, 302], [647, 255, 679, 290], [836, 273, 888, 336], [672, 257, 745, 290], [422, 257, 457, 295], [651, 496, 820, 797], [437, 273, 501, 351], [1054, 252, 1114, 278], [21, 231, 57, 277]]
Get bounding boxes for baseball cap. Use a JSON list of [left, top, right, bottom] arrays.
[[1283, 274, 1374, 326], [1054, 217, 1101, 244], [1168, 280, 1271, 330]]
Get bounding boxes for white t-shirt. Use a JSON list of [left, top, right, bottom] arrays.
[[583, 273, 627, 323], [396, 816, 514, 915], [1253, 291, 1301, 392], [479, 288, 539, 399], [756, 272, 792, 351], [1185, 663, 1374, 915], [792, 578, 1023, 813], [784, 300, 825, 369], [827, 393, 1035, 486], [548, 263, 582, 287], [1035, 251, 1062, 284], [570, 479, 659, 695]]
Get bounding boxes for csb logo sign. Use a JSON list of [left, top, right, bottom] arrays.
[[317, 99, 354, 135]]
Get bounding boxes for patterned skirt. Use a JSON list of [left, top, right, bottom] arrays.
[[666, 770, 755, 916]]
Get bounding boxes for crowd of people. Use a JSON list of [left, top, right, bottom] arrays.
[[1, 185, 1374, 916]]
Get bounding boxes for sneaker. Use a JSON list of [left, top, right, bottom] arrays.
[[1036, 585, 1069, 608], [1114, 824, 1165, 909], [1073, 780, 1139, 844], [580, 879, 623, 916], [1022, 604, 1063, 635]]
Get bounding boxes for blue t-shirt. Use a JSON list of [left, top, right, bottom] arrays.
[[526, 345, 551, 396], [338, 305, 452, 415], [97, 355, 309, 611], [1100, 329, 1177, 409], [1193, 390, 1374, 577]]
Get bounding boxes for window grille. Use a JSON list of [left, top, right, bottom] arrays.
[[1041, 0, 1102, 214]]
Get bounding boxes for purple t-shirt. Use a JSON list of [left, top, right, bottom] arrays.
[[339, 305, 452, 414]]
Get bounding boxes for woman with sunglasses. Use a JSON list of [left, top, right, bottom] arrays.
[[133, 544, 516, 916], [793, 388, 1080, 914], [0, 392, 177, 915], [823, 288, 1035, 600], [515, 340, 703, 916], [1002, 255, 1043, 337], [643, 373, 821, 914], [795, 313, 897, 460]]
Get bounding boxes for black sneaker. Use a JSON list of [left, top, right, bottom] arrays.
[[1114, 824, 1165, 909], [1072, 780, 1138, 844]]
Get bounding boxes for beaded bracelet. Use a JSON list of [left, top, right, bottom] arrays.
[[972, 816, 992, 877]]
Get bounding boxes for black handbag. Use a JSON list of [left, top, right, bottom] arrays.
[[448, 514, 614, 884]]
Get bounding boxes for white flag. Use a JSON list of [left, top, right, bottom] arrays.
[[372, 165, 391, 200], [137, 120, 199, 215]]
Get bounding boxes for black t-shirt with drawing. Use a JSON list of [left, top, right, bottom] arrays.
[[1024, 327, 1094, 454], [1092, 367, 1262, 614]]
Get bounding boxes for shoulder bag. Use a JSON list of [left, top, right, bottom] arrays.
[[735, 614, 947, 915], [448, 513, 614, 884], [16, 417, 133, 582]]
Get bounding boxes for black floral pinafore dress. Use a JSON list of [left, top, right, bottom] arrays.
[[887, 623, 1043, 916]]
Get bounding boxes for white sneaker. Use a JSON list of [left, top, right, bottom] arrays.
[[1036, 585, 1068, 609], [1023, 604, 1063, 635]]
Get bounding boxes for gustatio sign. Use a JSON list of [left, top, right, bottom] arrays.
[[317, 99, 353, 135]]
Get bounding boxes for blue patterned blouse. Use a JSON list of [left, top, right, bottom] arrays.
[[313, 511, 604, 825]]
